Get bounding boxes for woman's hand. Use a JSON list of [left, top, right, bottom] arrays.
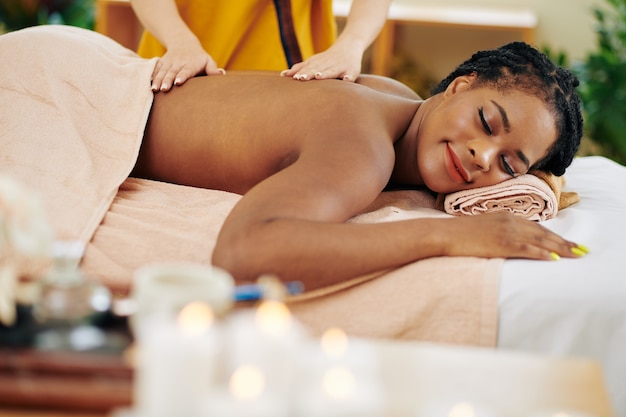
[[441, 212, 585, 261], [150, 42, 225, 92], [281, 38, 363, 82], [281, 0, 391, 83]]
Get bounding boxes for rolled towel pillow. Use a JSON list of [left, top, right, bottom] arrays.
[[442, 171, 579, 222]]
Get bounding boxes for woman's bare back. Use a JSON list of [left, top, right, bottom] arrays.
[[132, 72, 420, 194]]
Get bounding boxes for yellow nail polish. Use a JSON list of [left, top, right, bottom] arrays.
[[550, 252, 561, 261], [571, 247, 586, 257], [577, 243, 590, 254]]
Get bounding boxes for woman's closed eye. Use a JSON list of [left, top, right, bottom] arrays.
[[478, 107, 492, 135], [501, 155, 517, 177], [480, 106, 518, 177]]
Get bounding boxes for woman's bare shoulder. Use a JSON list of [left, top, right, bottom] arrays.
[[355, 74, 422, 100]]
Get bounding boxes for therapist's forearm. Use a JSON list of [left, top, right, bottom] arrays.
[[338, 0, 391, 53], [130, 0, 200, 49]]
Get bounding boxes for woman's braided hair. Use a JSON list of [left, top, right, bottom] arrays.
[[431, 42, 583, 176]]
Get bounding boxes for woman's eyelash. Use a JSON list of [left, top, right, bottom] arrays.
[[478, 107, 492, 135], [479, 107, 514, 177], [501, 155, 516, 177]]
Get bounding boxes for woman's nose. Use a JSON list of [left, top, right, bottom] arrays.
[[468, 138, 497, 172]]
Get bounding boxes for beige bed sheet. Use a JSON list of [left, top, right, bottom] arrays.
[[83, 178, 501, 347]]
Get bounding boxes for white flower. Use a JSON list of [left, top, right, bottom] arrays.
[[0, 264, 17, 327], [0, 175, 54, 326]]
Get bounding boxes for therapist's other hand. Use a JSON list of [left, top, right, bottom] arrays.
[[281, 41, 362, 82], [151, 42, 225, 92]]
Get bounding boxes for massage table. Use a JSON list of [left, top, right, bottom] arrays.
[[1, 25, 625, 416]]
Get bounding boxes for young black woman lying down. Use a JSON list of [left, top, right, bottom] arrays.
[[128, 41, 585, 291]]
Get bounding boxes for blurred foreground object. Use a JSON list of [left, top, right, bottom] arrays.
[[0, 175, 53, 326]]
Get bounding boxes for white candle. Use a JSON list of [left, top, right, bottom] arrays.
[[134, 302, 218, 417], [206, 364, 289, 417], [418, 400, 499, 417], [294, 328, 385, 417], [530, 411, 596, 417], [227, 300, 305, 393], [320, 326, 349, 358], [130, 262, 235, 339], [294, 366, 384, 417]]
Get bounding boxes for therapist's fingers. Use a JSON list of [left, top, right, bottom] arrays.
[[151, 51, 220, 92], [169, 60, 225, 90], [283, 64, 358, 82], [282, 46, 362, 82], [151, 60, 182, 92], [204, 57, 226, 76], [157, 71, 178, 92], [150, 61, 166, 92]]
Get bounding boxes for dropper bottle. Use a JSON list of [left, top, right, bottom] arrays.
[[33, 241, 113, 351]]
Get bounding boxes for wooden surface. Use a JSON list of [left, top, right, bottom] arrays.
[[0, 409, 105, 417], [0, 348, 132, 416]]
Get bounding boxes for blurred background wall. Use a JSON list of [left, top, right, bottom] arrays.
[[380, 0, 603, 93]]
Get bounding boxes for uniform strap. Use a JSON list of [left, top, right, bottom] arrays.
[[273, 0, 303, 68]]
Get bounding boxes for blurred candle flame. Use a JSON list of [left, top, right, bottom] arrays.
[[322, 366, 356, 401], [320, 327, 348, 358], [177, 301, 214, 336], [229, 365, 265, 401], [448, 402, 475, 417], [255, 300, 292, 336]]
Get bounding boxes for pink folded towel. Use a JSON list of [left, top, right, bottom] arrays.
[[442, 172, 579, 222]]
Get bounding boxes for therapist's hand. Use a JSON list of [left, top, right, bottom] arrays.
[[151, 41, 225, 92], [281, 40, 363, 82]]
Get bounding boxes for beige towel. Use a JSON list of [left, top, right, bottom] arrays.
[[0, 25, 156, 243], [442, 172, 579, 222]]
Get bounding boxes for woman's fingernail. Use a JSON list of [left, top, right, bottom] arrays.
[[571, 247, 586, 257], [280, 70, 289, 77], [218, 68, 226, 75], [577, 243, 590, 254], [160, 83, 168, 91], [550, 252, 561, 261], [315, 71, 323, 78], [174, 78, 182, 85], [343, 74, 353, 81]]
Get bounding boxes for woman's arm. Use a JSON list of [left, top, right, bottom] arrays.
[[283, 0, 392, 81], [211, 137, 579, 292], [213, 193, 580, 292], [130, 0, 224, 92]]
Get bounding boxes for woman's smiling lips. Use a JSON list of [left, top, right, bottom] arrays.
[[445, 143, 470, 183]]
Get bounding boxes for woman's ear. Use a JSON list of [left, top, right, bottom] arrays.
[[443, 73, 478, 97]]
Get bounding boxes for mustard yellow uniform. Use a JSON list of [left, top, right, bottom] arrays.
[[137, 0, 337, 70]]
